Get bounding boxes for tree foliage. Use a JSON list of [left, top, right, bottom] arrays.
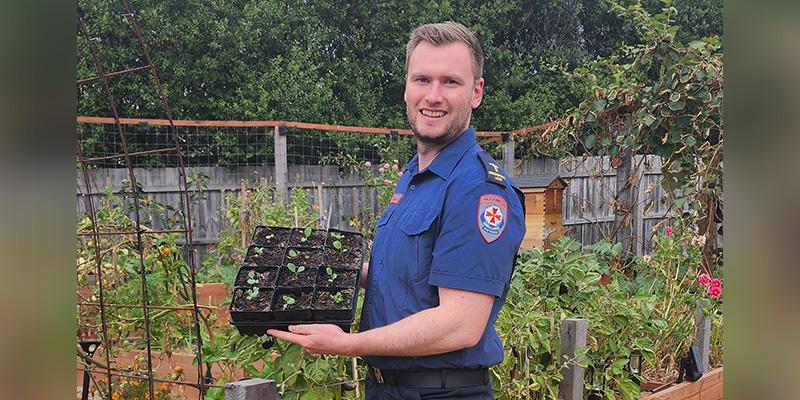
[[520, 1, 723, 273], [77, 0, 721, 147]]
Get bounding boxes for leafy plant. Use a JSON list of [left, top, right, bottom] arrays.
[[246, 286, 260, 300], [325, 267, 337, 283], [331, 291, 344, 304], [286, 263, 305, 273], [246, 270, 257, 285], [300, 227, 312, 243], [281, 295, 296, 309]]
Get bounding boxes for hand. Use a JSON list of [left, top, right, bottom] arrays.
[[267, 324, 355, 356]]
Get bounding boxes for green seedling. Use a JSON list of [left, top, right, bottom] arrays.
[[300, 227, 312, 242], [288, 249, 298, 257], [330, 232, 343, 240], [246, 286, 259, 300], [246, 270, 258, 285], [286, 262, 305, 273], [331, 291, 344, 304], [281, 295, 296, 309], [253, 247, 264, 254], [325, 267, 338, 282]]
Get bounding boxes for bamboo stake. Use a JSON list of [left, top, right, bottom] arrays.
[[317, 183, 325, 229], [107, 176, 122, 282], [239, 181, 247, 248], [352, 187, 359, 231], [352, 357, 360, 398]]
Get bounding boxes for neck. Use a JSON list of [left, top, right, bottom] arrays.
[[416, 143, 442, 171]]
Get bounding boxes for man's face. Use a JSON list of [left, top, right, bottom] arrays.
[[405, 41, 484, 148]]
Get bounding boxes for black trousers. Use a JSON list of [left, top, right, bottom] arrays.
[[365, 377, 494, 400]]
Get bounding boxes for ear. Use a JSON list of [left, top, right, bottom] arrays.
[[471, 78, 484, 109]]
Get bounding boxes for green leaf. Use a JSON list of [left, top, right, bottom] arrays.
[[304, 358, 331, 383], [617, 379, 641, 400], [584, 135, 597, 149], [668, 101, 685, 111], [586, 111, 596, 122], [592, 98, 607, 111]]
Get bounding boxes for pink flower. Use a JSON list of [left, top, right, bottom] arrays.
[[379, 168, 385, 173], [383, 179, 391, 185], [365, 162, 372, 167], [707, 285, 721, 298], [397, 172, 403, 177], [392, 164, 399, 170], [698, 274, 711, 286], [665, 226, 673, 236], [709, 278, 721, 288], [393, 183, 397, 187], [384, 163, 391, 169], [254, 170, 258, 174], [259, 196, 264, 200], [393, 159, 398, 163]]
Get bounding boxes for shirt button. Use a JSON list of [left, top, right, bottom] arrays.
[[410, 185, 416, 190]]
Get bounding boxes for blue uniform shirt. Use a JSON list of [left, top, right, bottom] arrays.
[[361, 127, 526, 371]]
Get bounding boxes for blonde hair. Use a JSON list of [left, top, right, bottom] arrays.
[[406, 21, 483, 82]]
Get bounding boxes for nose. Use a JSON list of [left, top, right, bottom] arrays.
[[424, 82, 444, 104]]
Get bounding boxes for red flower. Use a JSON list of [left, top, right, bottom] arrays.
[[708, 285, 721, 298], [698, 274, 711, 286], [709, 278, 721, 288], [665, 226, 673, 237]]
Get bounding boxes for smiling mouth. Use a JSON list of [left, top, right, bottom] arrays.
[[421, 110, 447, 118]]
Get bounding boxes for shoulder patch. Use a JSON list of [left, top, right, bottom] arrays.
[[477, 151, 507, 188], [478, 194, 508, 243]]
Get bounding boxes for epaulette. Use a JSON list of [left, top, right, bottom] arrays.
[[477, 151, 507, 188]]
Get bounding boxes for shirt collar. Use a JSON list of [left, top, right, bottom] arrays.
[[406, 126, 477, 180]]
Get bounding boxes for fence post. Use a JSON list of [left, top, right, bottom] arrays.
[[225, 378, 278, 400], [501, 136, 517, 178], [558, 318, 587, 400], [274, 124, 289, 200], [694, 299, 711, 371]]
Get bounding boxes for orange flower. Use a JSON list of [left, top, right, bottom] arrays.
[[89, 387, 96, 393], [132, 380, 139, 386], [159, 384, 168, 391], [112, 392, 120, 400]]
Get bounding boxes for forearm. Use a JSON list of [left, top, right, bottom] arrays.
[[267, 287, 494, 358], [344, 288, 492, 357]]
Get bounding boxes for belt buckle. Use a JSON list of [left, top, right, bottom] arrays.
[[372, 366, 385, 384]]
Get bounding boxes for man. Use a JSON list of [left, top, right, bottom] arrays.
[[268, 21, 525, 399]]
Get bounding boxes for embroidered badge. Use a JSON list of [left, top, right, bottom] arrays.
[[389, 193, 403, 204], [478, 194, 508, 243]]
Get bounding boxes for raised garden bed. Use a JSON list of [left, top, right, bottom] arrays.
[[639, 367, 722, 400], [229, 226, 365, 337]]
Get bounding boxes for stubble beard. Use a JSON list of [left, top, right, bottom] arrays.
[[407, 107, 471, 151]]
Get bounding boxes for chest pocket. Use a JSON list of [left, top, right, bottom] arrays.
[[394, 209, 439, 282]]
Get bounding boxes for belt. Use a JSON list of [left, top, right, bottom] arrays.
[[366, 365, 489, 388]]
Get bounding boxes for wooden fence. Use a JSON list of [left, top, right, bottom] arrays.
[[78, 149, 694, 264]]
